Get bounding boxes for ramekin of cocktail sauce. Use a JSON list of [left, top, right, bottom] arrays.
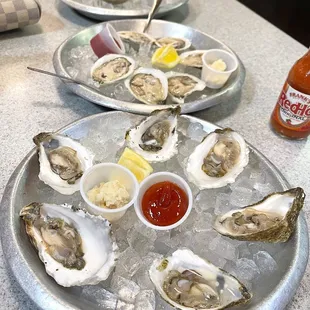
[[134, 172, 193, 230]]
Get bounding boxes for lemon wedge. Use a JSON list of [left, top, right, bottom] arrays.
[[118, 148, 153, 183], [151, 45, 180, 69]]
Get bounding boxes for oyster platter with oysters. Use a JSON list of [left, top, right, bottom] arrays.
[[65, 23, 238, 108], [14, 108, 306, 310]]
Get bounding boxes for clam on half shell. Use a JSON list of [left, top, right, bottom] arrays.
[[126, 107, 180, 162], [149, 249, 251, 310], [20, 203, 118, 287], [214, 187, 305, 243], [33, 132, 94, 195], [186, 128, 249, 189]]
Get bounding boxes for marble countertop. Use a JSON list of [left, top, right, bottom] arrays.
[[0, 0, 309, 309]]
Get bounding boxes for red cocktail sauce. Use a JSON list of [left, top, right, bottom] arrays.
[[142, 181, 188, 226]]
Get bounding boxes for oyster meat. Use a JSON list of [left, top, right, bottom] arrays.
[[91, 54, 136, 84], [150, 249, 251, 310], [33, 132, 94, 195], [180, 50, 207, 68], [166, 72, 206, 104], [20, 203, 118, 287], [126, 107, 180, 162], [156, 37, 191, 51], [186, 128, 249, 189], [214, 187, 305, 242], [125, 67, 168, 105], [118, 31, 155, 45]]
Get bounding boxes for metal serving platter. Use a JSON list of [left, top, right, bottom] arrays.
[[53, 19, 246, 115], [60, 0, 188, 20], [0, 111, 308, 310]]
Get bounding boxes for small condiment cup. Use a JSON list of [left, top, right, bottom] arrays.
[[80, 163, 139, 222], [134, 172, 193, 231], [201, 49, 238, 89], [90, 23, 125, 58]]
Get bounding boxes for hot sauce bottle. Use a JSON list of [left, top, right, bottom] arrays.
[[270, 49, 310, 139]]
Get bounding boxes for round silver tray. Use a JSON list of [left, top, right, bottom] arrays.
[[60, 0, 188, 20], [0, 112, 308, 310], [53, 19, 246, 115]]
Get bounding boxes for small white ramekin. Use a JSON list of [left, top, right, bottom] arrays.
[[80, 163, 139, 222], [134, 172, 193, 230], [201, 49, 238, 89]]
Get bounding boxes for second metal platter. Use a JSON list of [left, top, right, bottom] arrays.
[[53, 19, 246, 115], [60, 0, 189, 20], [0, 111, 308, 310]]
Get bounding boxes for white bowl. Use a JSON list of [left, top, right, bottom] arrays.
[[134, 172, 193, 230], [201, 49, 238, 89], [80, 163, 139, 222]]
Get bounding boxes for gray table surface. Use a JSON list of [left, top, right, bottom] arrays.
[[0, 0, 309, 309]]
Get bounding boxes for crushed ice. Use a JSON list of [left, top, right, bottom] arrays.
[[79, 115, 282, 308], [64, 30, 222, 104]]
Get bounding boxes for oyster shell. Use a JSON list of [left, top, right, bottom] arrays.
[[20, 203, 118, 287], [180, 50, 207, 68], [186, 128, 249, 189], [104, 0, 128, 3], [150, 249, 251, 310], [214, 188, 305, 242], [126, 107, 180, 162], [33, 132, 94, 195], [125, 67, 168, 105], [91, 54, 136, 85], [166, 72, 206, 104], [156, 37, 191, 51], [118, 31, 155, 45]]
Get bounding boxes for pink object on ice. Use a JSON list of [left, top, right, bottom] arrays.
[[90, 23, 125, 58]]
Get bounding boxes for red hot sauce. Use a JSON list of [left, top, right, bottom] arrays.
[[142, 181, 188, 226]]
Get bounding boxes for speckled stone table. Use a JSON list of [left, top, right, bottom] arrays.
[[0, 0, 309, 309]]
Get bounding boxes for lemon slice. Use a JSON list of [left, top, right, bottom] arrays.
[[151, 45, 180, 69], [118, 148, 153, 183]]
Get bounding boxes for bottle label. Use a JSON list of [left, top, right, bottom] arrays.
[[277, 82, 310, 127]]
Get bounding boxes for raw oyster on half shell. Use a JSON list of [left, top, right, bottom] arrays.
[[33, 132, 94, 195], [125, 67, 168, 105], [214, 187, 305, 242], [150, 249, 251, 310], [118, 31, 155, 45], [180, 50, 207, 68], [20, 203, 118, 287], [186, 128, 249, 189], [156, 37, 191, 51], [126, 107, 180, 162], [166, 72, 206, 104], [91, 54, 136, 85]]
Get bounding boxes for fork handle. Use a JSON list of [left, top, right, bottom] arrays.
[[143, 0, 163, 33]]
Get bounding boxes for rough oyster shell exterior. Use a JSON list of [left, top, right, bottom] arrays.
[[214, 188, 305, 243], [20, 202, 118, 287], [125, 107, 180, 162], [149, 249, 251, 310], [166, 71, 206, 104], [186, 128, 249, 189], [33, 132, 94, 195], [125, 67, 168, 105], [91, 54, 136, 85]]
